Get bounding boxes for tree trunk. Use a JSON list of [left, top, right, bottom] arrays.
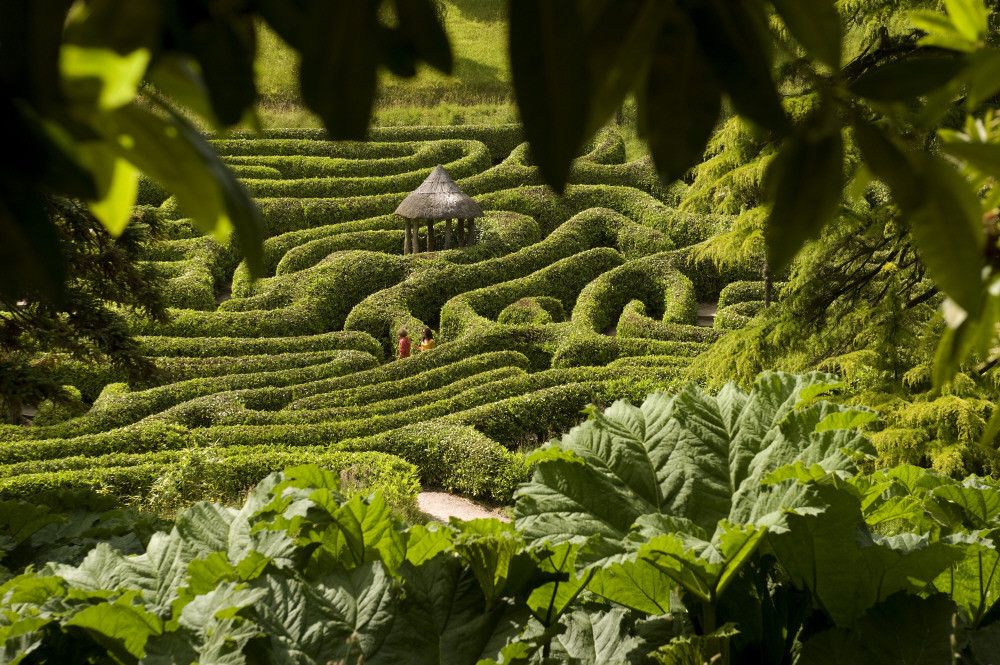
[[403, 219, 412, 254], [426, 219, 435, 252], [763, 260, 772, 307], [444, 219, 453, 249]]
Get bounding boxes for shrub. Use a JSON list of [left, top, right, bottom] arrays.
[[616, 300, 719, 343], [0, 448, 420, 516], [498, 298, 557, 325], [718, 280, 786, 308], [714, 300, 765, 331]]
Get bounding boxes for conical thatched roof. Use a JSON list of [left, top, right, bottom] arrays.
[[394, 165, 483, 220]]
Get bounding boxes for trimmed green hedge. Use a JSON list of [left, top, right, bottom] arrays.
[[616, 300, 719, 343], [344, 208, 620, 349], [219, 124, 524, 162], [715, 300, 766, 330], [718, 280, 785, 308], [498, 297, 565, 325], [139, 330, 381, 358], [570, 253, 697, 337], [289, 350, 531, 410], [1, 351, 378, 441], [238, 141, 490, 198], [223, 139, 481, 178], [440, 247, 625, 341], [550, 330, 707, 368], [132, 251, 408, 338], [0, 447, 419, 515]]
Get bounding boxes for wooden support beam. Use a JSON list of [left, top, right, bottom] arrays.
[[465, 219, 476, 246], [456, 218, 466, 246], [412, 219, 422, 253], [426, 219, 435, 252], [444, 219, 453, 249], [403, 219, 412, 254]]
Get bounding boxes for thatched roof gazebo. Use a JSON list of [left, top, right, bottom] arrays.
[[394, 165, 483, 254]]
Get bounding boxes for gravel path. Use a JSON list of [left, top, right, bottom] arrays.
[[696, 302, 718, 327], [418, 491, 510, 522]]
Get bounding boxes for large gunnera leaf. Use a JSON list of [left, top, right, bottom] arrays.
[[515, 372, 875, 555]]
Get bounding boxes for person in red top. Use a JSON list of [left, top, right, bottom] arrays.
[[397, 328, 411, 359]]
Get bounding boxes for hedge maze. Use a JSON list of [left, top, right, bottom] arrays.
[[1, 124, 768, 512]]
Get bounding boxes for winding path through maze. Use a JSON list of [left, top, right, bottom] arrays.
[[0, 124, 775, 510]]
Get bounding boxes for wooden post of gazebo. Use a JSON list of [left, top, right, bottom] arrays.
[[394, 165, 483, 255], [464, 218, 476, 246], [403, 219, 412, 254]]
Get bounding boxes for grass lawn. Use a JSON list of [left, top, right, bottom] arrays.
[[256, 0, 515, 128]]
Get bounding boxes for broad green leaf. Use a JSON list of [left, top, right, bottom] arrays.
[[771, 487, 963, 625], [371, 553, 529, 664], [452, 519, 524, 608], [910, 10, 978, 52], [863, 496, 936, 535], [309, 491, 406, 573], [549, 608, 642, 664], [682, 0, 789, 134], [588, 557, 673, 615], [850, 54, 967, 102], [934, 535, 1000, 625], [649, 624, 738, 665], [509, 0, 590, 192], [943, 139, 1000, 175], [968, 620, 1000, 662], [405, 522, 454, 566], [852, 119, 925, 211], [77, 142, 139, 236], [297, 2, 379, 139], [527, 542, 590, 624], [583, 0, 668, 134], [60, 45, 149, 110], [964, 49, 1000, 106], [639, 522, 767, 602], [637, 8, 722, 183], [172, 582, 264, 662], [0, 503, 60, 554], [771, 0, 841, 69], [764, 123, 845, 271], [515, 372, 873, 560], [815, 409, 876, 432], [92, 102, 264, 275], [907, 153, 984, 315], [188, 17, 256, 127], [857, 123, 985, 319], [146, 55, 218, 127], [933, 479, 1000, 527], [65, 595, 162, 659], [799, 593, 957, 664], [393, 0, 453, 74], [256, 561, 396, 664], [945, 0, 990, 42]]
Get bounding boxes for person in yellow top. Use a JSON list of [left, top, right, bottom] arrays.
[[418, 327, 436, 352]]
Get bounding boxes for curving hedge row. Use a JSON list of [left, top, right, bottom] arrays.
[[238, 141, 491, 198], [0, 447, 420, 514], [2, 126, 764, 508], [0, 350, 378, 441]]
